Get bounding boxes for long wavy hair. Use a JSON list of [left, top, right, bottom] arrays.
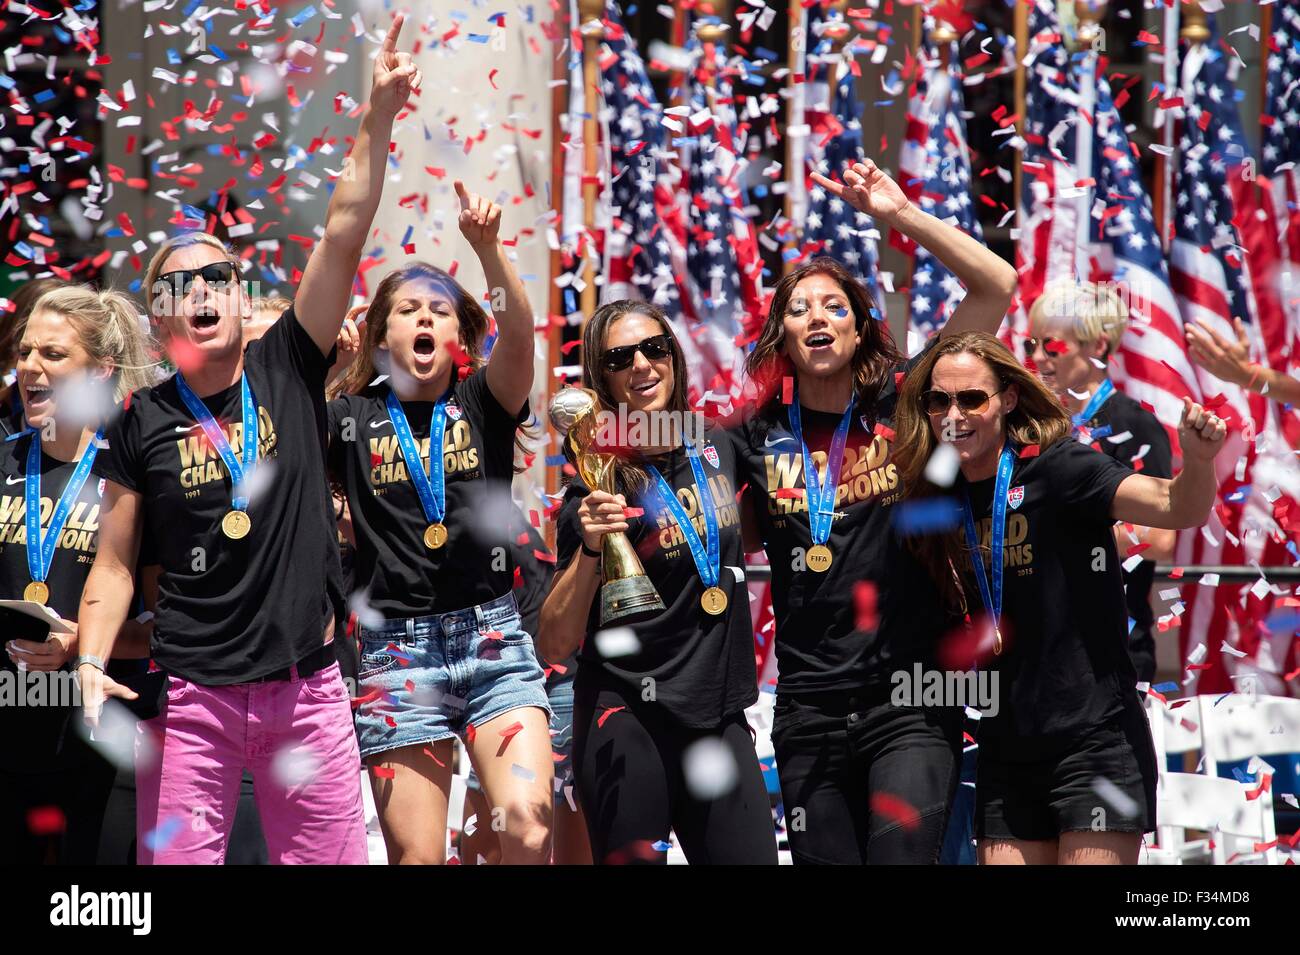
[[892, 331, 1072, 607], [744, 256, 902, 411], [576, 299, 692, 499], [333, 261, 531, 471], [29, 285, 160, 402]]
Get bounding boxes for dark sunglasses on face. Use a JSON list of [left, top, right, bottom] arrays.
[[155, 261, 239, 299], [601, 334, 673, 373], [1024, 336, 1066, 357], [921, 386, 1005, 416]]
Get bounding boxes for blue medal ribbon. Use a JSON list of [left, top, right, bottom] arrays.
[[175, 372, 259, 513], [25, 429, 103, 588], [1071, 378, 1114, 433], [385, 388, 449, 527], [788, 387, 855, 546], [646, 443, 720, 591], [960, 443, 1015, 655]]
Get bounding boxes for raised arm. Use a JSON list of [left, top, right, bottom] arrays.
[[457, 181, 535, 417], [1110, 399, 1226, 530], [812, 159, 1017, 337], [1186, 317, 1300, 407], [75, 481, 145, 724], [295, 15, 423, 356], [535, 490, 628, 662]]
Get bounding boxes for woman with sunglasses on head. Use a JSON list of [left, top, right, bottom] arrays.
[[537, 300, 777, 865], [326, 183, 553, 865], [1025, 282, 1174, 684], [0, 285, 157, 864], [731, 159, 1017, 865], [73, 15, 422, 865], [892, 331, 1226, 864]]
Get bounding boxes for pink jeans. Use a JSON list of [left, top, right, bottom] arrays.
[[135, 661, 368, 865]]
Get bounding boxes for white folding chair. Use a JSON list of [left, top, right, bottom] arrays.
[[1198, 693, 1300, 778], [1156, 771, 1277, 865]]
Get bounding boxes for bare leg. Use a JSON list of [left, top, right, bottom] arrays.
[[978, 838, 1059, 865], [1058, 830, 1141, 865], [367, 740, 454, 865], [467, 707, 554, 864]]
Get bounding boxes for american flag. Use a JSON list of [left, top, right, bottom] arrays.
[[1262, 0, 1300, 449], [595, 3, 760, 410], [896, 29, 984, 351], [799, 8, 886, 321], [1172, 30, 1300, 699], [1017, 0, 1199, 448]]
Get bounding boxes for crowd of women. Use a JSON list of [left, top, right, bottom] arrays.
[[3, 16, 1255, 866]]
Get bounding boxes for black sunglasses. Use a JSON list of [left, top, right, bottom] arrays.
[[155, 261, 240, 298], [921, 386, 1005, 416], [601, 334, 673, 373], [1024, 336, 1066, 357]]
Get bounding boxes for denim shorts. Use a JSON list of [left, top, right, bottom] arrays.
[[353, 592, 551, 760], [468, 661, 576, 802]]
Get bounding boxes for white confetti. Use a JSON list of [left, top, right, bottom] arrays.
[[682, 736, 738, 800], [594, 627, 640, 659], [924, 441, 960, 488]]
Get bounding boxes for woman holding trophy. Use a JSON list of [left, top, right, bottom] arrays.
[[537, 300, 777, 865]]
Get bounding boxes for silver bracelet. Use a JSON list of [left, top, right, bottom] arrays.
[[74, 654, 106, 673]]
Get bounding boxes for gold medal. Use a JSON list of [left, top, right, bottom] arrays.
[[806, 544, 833, 573], [423, 522, 448, 550], [222, 510, 251, 540], [700, 586, 728, 616], [23, 581, 49, 604]]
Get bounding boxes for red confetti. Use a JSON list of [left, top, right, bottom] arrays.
[[1018, 444, 1040, 458], [597, 706, 626, 728], [869, 793, 920, 831], [26, 806, 65, 836]]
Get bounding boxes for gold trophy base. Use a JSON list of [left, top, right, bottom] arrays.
[[599, 574, 667, 627]]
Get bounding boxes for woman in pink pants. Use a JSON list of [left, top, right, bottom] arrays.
[[73, 16, 423, 865]]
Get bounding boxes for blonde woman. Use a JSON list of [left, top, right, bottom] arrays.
[[74, 15, 421, 864], [1025, 282, 1174, 682], [0, 285, 156, 864]]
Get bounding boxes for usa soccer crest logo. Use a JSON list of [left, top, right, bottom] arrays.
[[446, 402, 463, 421], [703, 443, 720, 469], [1007, 486, 1024, 510]]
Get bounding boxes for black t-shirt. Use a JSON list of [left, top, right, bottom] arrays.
[[959, 438, 1138, 759], [93, 307, 342, 686], [0, 435, 105, 773], [730, 347, 956, 694], [555, 424, 758, 728], [1080, 389, 1173, 682], [326, 369, 527, 619]]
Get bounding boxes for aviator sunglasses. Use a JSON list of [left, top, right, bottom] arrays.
[[155, 261, 241, 299], [920, 386, 1006, 416]]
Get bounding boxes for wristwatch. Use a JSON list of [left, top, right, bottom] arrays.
[[74, 654, 106, 673]]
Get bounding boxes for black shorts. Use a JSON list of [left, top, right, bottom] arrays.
[[976, 707, 1158, 842]]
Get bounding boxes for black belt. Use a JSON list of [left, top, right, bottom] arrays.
[[248, 642, 335, 684]]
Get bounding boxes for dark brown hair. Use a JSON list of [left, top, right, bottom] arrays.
[[577, 299, 692, 498], [892, 330, 1072, 607], [334, 261, 531, 470], [744, 256, 902, 409]]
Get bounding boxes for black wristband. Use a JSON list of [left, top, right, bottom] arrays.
[[580, 541, 601, 559]]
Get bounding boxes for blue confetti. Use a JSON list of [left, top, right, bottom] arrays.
[[144, 816, 185, 852], [33, 89, 55, 104], [891, 498, 962, 535], [1153, 681, 1180, 693], [288, 5, 317, 29], [651, 840, 672, 852]]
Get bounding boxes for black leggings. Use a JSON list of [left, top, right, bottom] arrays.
[[772, 688, 964, 864], [573, 685, 777, 865]]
